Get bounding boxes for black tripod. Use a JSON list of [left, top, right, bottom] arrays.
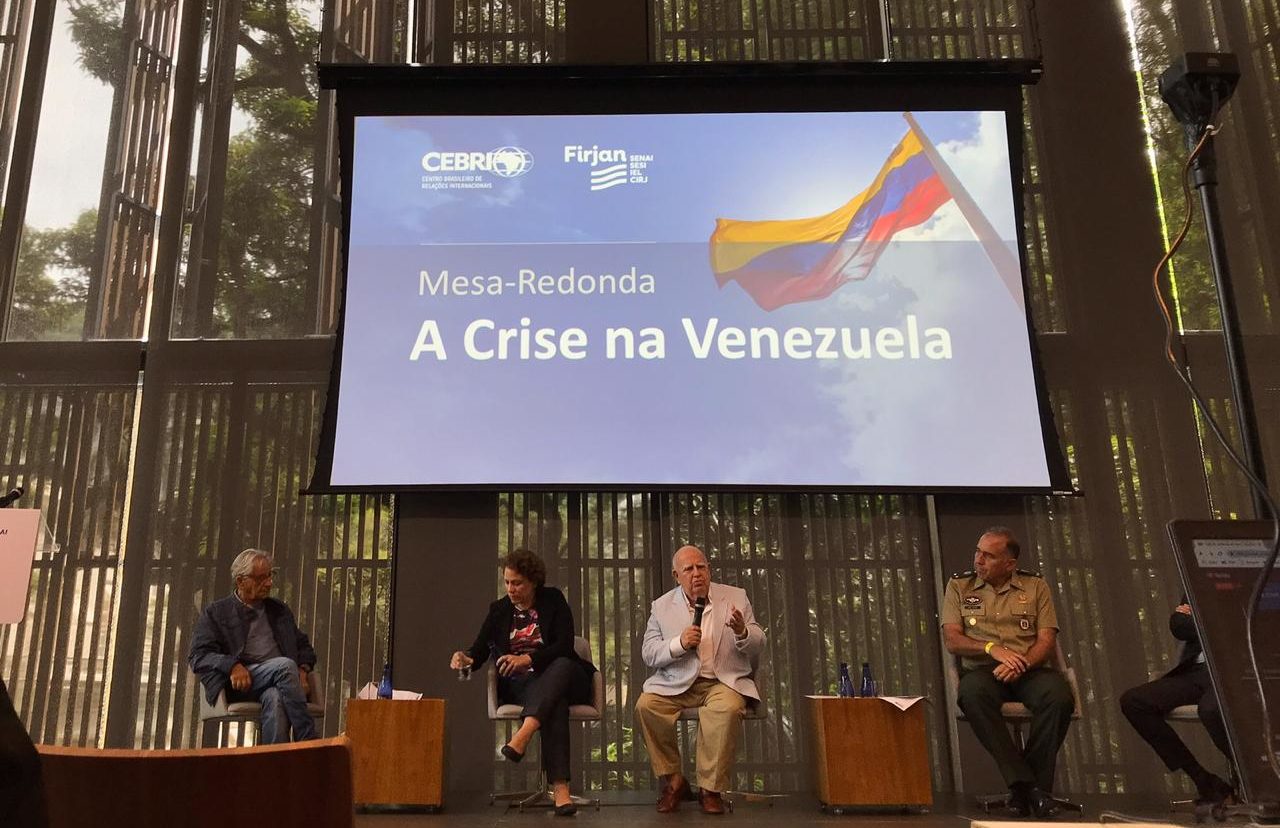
[[1159, 53, 1269, 515]]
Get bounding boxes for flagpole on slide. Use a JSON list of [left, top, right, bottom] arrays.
[[902, 112, 1025, 309]]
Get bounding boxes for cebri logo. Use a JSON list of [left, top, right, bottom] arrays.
[[564, 145, 653, 191], [420, 147, 533, 177]]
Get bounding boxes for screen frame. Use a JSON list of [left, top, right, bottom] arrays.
[[310, 60, 1070, 495], [1167, 519, 1280, 810]]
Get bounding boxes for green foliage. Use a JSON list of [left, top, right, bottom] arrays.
[[215, 131, 313, 337], [9, 210, 97, 340], [67, 0, 125, 86], [590, 724, 634, 763], [1125, 0, 1220, 330], [211, 0, 321, 337], [57, 0, 323, 338]]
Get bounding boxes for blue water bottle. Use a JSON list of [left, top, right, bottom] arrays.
[[859, 661, 876, 697], [377, 662, 393, 699], [837, 662, 854, 698]]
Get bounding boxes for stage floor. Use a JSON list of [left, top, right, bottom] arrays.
[[353, 792, 1211, 827]]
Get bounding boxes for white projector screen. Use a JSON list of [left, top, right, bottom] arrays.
[[326, 107, 1057, 489]]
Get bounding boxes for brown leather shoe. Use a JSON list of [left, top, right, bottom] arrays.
[[700, 790, 726, 815], [657, 776, 689, 813]]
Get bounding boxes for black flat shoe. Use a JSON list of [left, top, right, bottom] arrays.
[[500, 744, 524, 763], [1028, 788, 1060, 820], [554, 802, 578, 816]]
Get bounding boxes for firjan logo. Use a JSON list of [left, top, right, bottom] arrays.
[[563, 145, 652, 191], [589, 164, 628, 191], [420, 147, 533, 177]]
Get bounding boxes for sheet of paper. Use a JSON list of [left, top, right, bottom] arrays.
[[0, 510, 40, 624], [803, 693, 926, 711], [356, 681, 423, 700], [878, 695, 926, 711]]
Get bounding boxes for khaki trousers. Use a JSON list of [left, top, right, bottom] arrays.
[[635, 677, 746, 793]]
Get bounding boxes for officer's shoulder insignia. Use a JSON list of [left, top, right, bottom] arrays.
[[1015, 568, 1042, 578]]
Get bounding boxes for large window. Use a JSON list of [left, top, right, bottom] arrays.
[[0, 0, 397, 749]]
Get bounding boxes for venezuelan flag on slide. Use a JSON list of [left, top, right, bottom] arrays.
[[709, 128, 952, 312]]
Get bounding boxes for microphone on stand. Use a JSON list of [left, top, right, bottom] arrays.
[[0, 486, 23, 508], [692, 596, 707, 627]]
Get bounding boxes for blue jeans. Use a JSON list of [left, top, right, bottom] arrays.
[[231, 656, 317, 744]]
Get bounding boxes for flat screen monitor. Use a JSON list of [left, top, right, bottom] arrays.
[[1168, 519, 1280, 811], [313, 63, 1067, 492]]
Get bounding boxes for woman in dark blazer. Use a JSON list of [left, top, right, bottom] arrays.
[[450, 548, 595, 815]]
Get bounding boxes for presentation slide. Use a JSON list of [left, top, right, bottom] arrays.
[[330, 109, 1053, 488]]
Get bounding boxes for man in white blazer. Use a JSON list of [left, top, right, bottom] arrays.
[[636, 544, 766, 815]]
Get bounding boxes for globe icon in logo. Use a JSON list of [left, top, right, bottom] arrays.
[[490, 146, 533, 178]]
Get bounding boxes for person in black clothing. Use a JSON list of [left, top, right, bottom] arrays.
[[450, 549, 595, 816], [0, 677, 48, 827], [1120, 600, 1234, 805]]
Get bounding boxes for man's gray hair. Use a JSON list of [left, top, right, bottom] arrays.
[[671, 544, 707, 569], [231, 548, 271, 581], [980, 527, 1021, 559]]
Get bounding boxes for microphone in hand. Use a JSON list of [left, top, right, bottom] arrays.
[[0, 487, 23, 508], [692, 596, 707, 627]]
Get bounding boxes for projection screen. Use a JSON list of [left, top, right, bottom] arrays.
[[314, 64, 1066, 492]]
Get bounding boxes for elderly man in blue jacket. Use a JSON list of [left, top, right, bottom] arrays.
[[188, 548, 317, 743]]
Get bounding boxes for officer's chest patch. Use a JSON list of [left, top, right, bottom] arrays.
[[961, 595, 984, 614], [1019, 618, 1032, 631]]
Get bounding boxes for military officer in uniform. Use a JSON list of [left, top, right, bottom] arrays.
[[941, 527, 1075, 819]]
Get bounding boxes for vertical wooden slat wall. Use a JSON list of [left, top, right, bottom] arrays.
[[117, 373, 393, 748], [489, 491, 946, 791], [0, 380, 136, 747]]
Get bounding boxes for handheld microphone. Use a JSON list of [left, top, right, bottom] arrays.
[[692, 596, 707, 627], [0, 487, 22, 508]]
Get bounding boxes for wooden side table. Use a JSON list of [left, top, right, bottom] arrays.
[[345, 698, 446, 811], [807, 696, 933, 811]]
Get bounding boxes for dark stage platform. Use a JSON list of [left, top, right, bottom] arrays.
[[353, 793, 1218, 827]]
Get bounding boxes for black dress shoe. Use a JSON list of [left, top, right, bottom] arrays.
[[1195, 773, 1235, 807], [554, 802, 578, 816], [1029, 788, 1060, 820], [500, 744, 524, 763], [1004, 783, 1031, 818]]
